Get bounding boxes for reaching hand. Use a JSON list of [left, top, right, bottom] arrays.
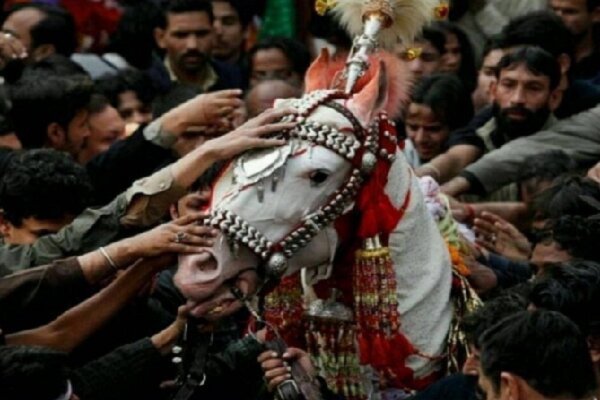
[[203, 107, 297, 161], [474, 211, 531, 261], [257, 347, 316, 392], [587, 161, 600, 184], [0, 32, 26, 68], [126, 213, 218, 258], [162, 89, 244, 136]]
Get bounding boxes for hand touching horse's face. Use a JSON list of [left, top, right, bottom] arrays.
[[174, 51, 396, 319], [175, 104, 355, 318]]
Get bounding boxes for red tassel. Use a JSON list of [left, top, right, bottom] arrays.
[[358, 332, 371, 365], [371, 333, 391, 369], [389, 332, 417, 363]]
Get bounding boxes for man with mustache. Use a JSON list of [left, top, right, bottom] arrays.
[[154, 0, 243, 93], [420, 46, 561, 204]]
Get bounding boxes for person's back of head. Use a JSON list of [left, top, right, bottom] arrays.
[[518, 150, 577, 202], [0, 149, 93, 244], [245, 79, 301, 118], [23, 54, 88, 78], [499, 11, 573, 68], [479, 309, 598, 400], [4, 3, 77, 59], [530, 260, 600, 338], [9, 72, 93, 156], [0, 345, 73, 400], [532, 176, 600, 220]]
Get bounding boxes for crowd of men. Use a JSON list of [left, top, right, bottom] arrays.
[[0, 0, 599, 399]]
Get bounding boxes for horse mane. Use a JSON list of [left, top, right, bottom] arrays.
[[304, 50, 412, 120]]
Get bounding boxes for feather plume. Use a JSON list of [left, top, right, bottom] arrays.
[[332, 0, 439, 49]]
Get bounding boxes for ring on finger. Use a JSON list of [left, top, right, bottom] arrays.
[[174, 231, 187, 243]]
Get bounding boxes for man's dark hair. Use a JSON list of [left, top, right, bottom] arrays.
[[158, 0, 214, 28], [211, 0, 254, 27], [95, 69, 157, 110], [518, 150, 576, 183], [480, 35, 503, 66], [462, 293, 527, 346], [410, 73, 474, 132], [542, 216, 600, 263], [495, 46, 561, 91], [479, 310, 597, 399], [6, 3, 77, 56], [532, 176, 600, 220], [419, 25, 446, 55], [9, 73, 93, 149], [0, 346, 70, 400], [23, 54, 88, 78], [530, 260, 600, 337], [0, 149, 93, 226], [87, 94, 111, 116], [499, 11, 573, 61], [249, 36, 311, 77], [108, 3, 163, 69]]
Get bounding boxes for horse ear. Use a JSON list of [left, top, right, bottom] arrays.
[[346, 61, 389, 126], [304, 48, 331, 92]]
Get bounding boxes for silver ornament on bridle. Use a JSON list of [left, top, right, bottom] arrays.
[[205, 90, 386, 279]]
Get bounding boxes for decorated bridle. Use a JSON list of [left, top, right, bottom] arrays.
[[204, 89, 397, 279]]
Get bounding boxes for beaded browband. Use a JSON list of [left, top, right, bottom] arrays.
[[204, 90, 395, 278]]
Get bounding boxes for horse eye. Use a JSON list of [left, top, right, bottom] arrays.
[[309, 169, 330, 186]]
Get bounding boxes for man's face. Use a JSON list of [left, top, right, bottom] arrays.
[[2, 7, 45, 55], [492, 63, 554, 138], [212, 1, 246, 63], [531, 239, 572, 271], [156, 11, 215, 76], [0, 215, 73, 244], [395, 40, 442, 82], [405, 103, 450, 162], [78, 105, 125, 164], [250, 48, 298, 88], [117, 90, 152, 125], [550, 0, 594, 39], [473, 49, 504, 108], [64, 109, 91, 158]]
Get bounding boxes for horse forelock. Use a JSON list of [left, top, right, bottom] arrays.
[[304, 50, 411, 120]]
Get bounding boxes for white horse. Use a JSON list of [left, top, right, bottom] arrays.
[[174, 51, 453, 389]]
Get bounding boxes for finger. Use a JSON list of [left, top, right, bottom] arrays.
[[261, 358, 285, 371], [475, 238, 496, 252], [182, 225, 219, 237], [173, 212, 209, 226], [282, 348, 305, 360], [257, 107, 297, 124], [479, 211, 504, 224], [258, 351, 279, 363], [267, 374, 292, 392], [5, 38, 25, 58], [252, 122, 297, 137], [169, 244, 212, 254], [265, 366, 290, 379], [474, 218, 497, 235], [208, 89, 243, 99], [172, 236, 215, 247]]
